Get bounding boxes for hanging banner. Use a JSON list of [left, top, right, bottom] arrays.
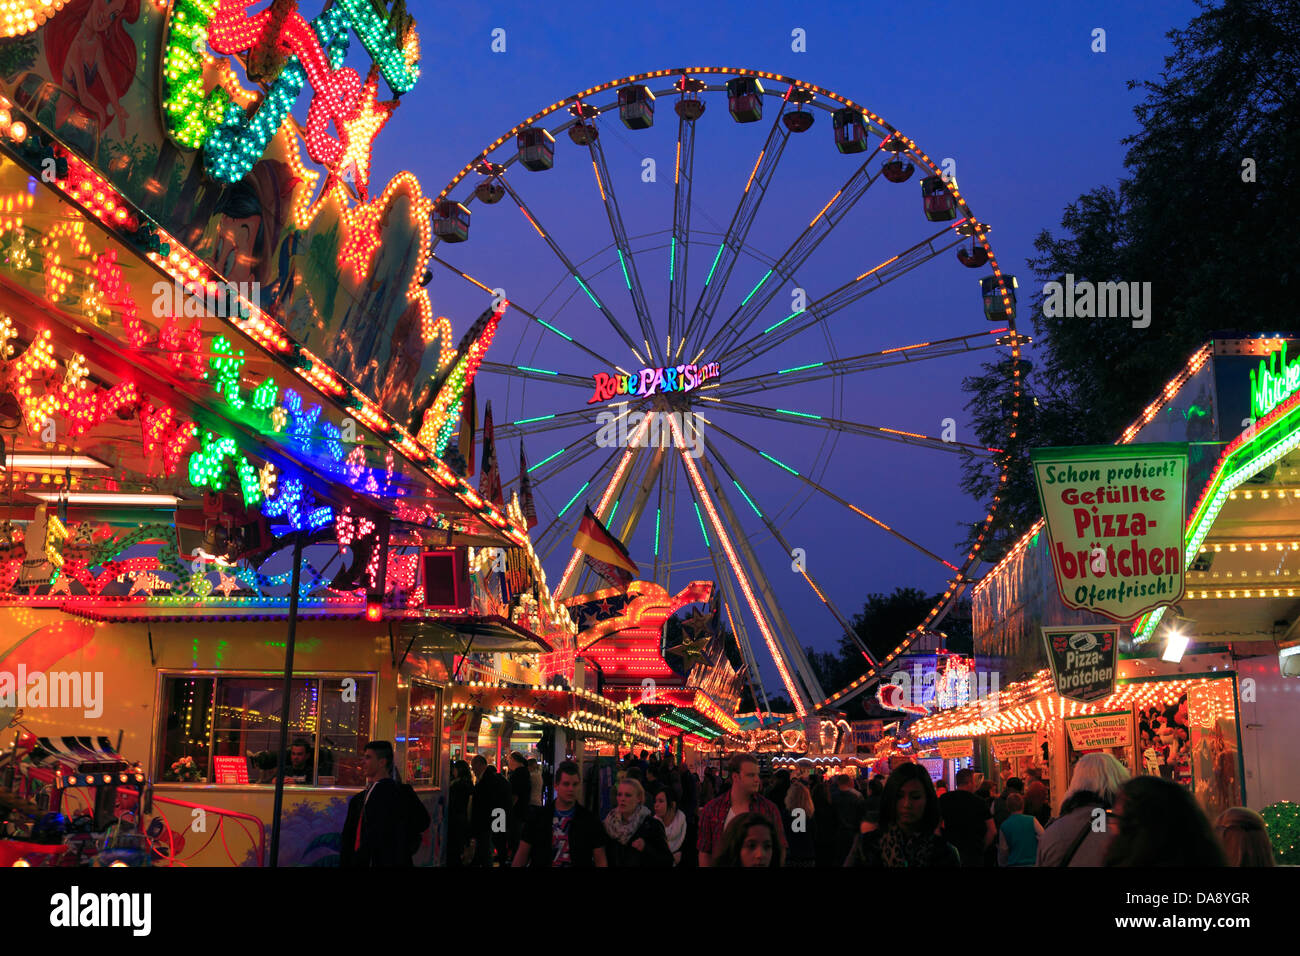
[[1064, 711, 1133, 751], [851, 720, 885, 752], [990, 732, 1040, 759], [1030, 443, 1188, 622], [1041, 626, 1120, 703], [936, 738, 974, 759]]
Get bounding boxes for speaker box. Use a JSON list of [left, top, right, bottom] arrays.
[[422, 549, 468, 610]]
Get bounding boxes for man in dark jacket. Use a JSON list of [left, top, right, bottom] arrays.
[[993, 776, 1025, 829], [940, 768, 996, 867], [513, 760, 608, 867], [470, 754, 511, 866], [340, 741, 428, 867], [829, 774, 866, 865], [506, 751, 532, 859]]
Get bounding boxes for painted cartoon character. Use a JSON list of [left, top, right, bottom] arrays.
[[194, 159, 299, 309], [45, 0, 142, 139], [376, 299, 426, 418]]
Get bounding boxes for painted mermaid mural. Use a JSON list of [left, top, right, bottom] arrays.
[[44, 0, 140, 140]]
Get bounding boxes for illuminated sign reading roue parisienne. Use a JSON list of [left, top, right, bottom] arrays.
[[587, 362, 721, 405]]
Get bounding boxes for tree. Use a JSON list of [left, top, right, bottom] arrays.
[[851, 587, 941, 663], [959, 0, 1300, 554]]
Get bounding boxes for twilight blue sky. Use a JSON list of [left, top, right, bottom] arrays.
[[365, 0, 1199, 696]]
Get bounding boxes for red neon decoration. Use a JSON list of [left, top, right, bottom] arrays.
[[208, 1, 399, 200]]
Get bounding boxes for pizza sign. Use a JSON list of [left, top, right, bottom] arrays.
[[1031, 443, 1188, 622], [1041, 626, 1119, 704]]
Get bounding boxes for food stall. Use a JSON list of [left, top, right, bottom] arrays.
[[928, 338, 1300, 819]]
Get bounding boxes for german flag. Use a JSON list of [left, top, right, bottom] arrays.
[[572, 506, 639, 587]]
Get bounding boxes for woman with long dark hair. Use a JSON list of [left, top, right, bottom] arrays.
[[1105, 777, 1226, 866], [713, 812, 784, 868], [846, 764, 959, 867], [651, 785, 687, 865]]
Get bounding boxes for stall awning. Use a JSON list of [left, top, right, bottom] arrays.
[[911, 667, 1235, 740]]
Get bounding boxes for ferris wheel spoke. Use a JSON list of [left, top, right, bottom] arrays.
[[696, 142, 889, 363], [661, 416, 811, 714], [713, 329, 1009, 396], [693, 447, 827, 707], [706, 397, 1002, 456], [582, 119, 661, 365], [691, 444, 821, 707], [660, 451, 679, 591], [501, 418, 609, 496], [535, 444, 630, 563], [694, 510, 774, 715], [668, 97, 699, 360], [428, 254, 627, 369], [553, 413, 658, 598], [678, 96, 794, 355], [706, 418, 960, 573], [609, 443, 666, 565], [717, 224, 967, 375], [492, 404, 607, 443], [480, 361, 595, 390], [701, 434, 878, 668], [495, 175, 649, 364]]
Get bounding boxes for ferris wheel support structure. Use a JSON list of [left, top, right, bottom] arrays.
[[695, 447, 826, 708]]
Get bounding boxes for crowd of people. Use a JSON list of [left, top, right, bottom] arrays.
[[342, 742, 1278, 868]]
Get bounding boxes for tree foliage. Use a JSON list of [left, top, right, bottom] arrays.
[[802, 587, 972, 716], [959, 0, 1300, 559]]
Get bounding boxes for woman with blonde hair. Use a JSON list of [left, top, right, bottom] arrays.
[[1215, 807, 1275, 866], [603, 777, 672, 867], [1036, 753, 1130, 866], [782, 780, 818, 866]]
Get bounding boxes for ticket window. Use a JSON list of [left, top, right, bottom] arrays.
[[156, 672, 373, 786]]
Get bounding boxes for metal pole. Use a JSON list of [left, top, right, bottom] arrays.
[[268, 530, 305, 868]]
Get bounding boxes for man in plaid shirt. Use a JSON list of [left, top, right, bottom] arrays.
[[697, 753, 787, 866]]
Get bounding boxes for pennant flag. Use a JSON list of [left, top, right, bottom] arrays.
[[479, 400, 504, 509], [459, 380, 476, 477], [519, 442, 538, 530], [573, 505, 638, 589]]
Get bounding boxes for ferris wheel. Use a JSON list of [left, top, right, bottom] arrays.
[[426, 68, 1024, 720]]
